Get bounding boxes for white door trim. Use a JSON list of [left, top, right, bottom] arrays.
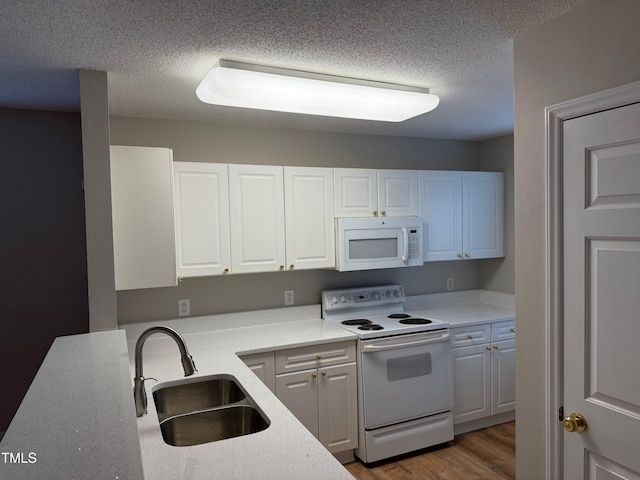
[[545, 79, 640, 480]]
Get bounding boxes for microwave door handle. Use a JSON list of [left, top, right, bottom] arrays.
[[401, 227, 409, 262]]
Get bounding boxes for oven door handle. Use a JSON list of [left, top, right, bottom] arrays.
[[361, 331, 449, 352]]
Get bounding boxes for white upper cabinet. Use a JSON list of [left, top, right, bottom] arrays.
[[334, 168, 378, 217], [229, 164, 286, 273], [419, 171, 504, 261], [377, 169, 419, 217], [110, 145, 176, 290], [334, 168, 418, 217], [173, 162, 230, 277], [284, 167, 335, 270]]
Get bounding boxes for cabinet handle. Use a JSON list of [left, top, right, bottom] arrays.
[[223, 268, 229, 274], [465, 253, 471, 258], [493, 345, 499, 350], [316, 354, 322, 360], [380, 210, 386, 216], [289, 264, 294, 270], [321, 371, 327, 377], [510, 328, 516, 333], [372, 210, 377, 217], [311, 373, 317, 379], [279, 265, 284, 271], [467, 335, 473, 339], [486, 346, 492, 351], [178, 276, 183, 283], [458, 253, 464, 259]]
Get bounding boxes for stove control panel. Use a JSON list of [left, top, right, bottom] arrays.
[[322, 285, 405, 311]]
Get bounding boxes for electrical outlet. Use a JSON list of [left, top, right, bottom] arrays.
[[447, 277, 455, 291], [178, 298, 191, 317], [284, 290, 295, 306]]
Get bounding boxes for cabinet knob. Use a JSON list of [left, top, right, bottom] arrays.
[[467, 335, 473, 339], [289, 264, 294, 270], [321, 371, 327, 377], [223, 268, 229, 274], [372, 210, 378, 217], [380, 210, 386, 216], [316, 354, 322, 360], [486, 346, 492, 351], [458, 253, 464, 259], [493, 345, 499, 350], [178, 276, 183, 283], [465, 253, 471, 258], [279, 265, 284, 271], [311, 373, 317, 379], [510, 328, 516, 333]]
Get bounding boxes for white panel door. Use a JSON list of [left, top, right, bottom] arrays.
[[490, 339, 516, 415], [229, 164, 285, 273], [110, 145, 176, 290], [377, 169, 418, 217], [240, 351, 276, 394], [317, 363, 357, 453], [173, 162, 230, 277], [418, 170, 463, 261], [284, 166, 335, 270], [463, 171, 504, 259], [451, 343, 491, 424], [334, 168, 377, 217], [563, 102, 640, 478], [275, 369, 319, 438]]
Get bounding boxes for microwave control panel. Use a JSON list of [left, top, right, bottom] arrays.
[[407, 229, 420, 260]]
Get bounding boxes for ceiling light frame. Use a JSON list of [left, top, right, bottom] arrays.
[[196, 60, 439, 122]]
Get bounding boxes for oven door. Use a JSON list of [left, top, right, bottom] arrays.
[[359, 330, 452, 429]]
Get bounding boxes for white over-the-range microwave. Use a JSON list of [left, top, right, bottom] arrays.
[[335, 216, 423, 271]]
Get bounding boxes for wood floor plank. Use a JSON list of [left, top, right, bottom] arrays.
[[345, 421, 515, 480]]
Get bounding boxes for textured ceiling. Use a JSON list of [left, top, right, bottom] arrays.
[[0, 0, 589, 140]]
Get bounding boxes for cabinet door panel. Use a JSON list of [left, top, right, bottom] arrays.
[[229, 164, 285, 273], [276, 369, 319, 437], [284, 167, 335, 269], [419, 171, 463, 261], [318, 363, 358, 453], [334, 168, 377, 217], [491, 339, 516, 415], [240, 352, 276, 394], [463, 171, 504, 259], [110, 145, 176, 290], [174, 162, 230, 277], [377, 170, 418, 216], [451, 344, 491, 424]]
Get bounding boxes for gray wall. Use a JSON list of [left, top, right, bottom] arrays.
[[109, 116, 487, 323], [0, 108, 89, 432], [477, 134, 514, 294], [513, 0, 640, 477]]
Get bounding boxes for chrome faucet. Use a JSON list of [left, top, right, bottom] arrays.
[[133, 326, 197, 417]]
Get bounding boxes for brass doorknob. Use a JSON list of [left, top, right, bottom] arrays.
[[563, 412, 588, 433]]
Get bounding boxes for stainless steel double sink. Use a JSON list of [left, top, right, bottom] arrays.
[[152, 374, 270, 447]]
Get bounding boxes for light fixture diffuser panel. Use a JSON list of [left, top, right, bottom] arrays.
[[196, 61, 439, 122]]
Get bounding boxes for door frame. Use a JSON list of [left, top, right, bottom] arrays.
[[545, 79, 640, 479]]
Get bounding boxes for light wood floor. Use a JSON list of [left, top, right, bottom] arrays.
[[345, 421, 515, 480]]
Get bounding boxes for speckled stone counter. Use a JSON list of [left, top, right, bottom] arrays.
[[0, 330, 144, 480], [121, 305, 357, 480]]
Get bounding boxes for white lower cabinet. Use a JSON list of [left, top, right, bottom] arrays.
[[274, 342, 358, 454], [238, 351, 276, 394], [450, 321, 515, 429]]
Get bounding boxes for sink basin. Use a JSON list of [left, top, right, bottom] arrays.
[[151, 374, 270, 447], [153, 375, 246, 417], [158, 405, 269, 446]]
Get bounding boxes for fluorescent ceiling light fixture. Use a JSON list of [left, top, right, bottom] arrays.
[[196, 60, 439, 122]]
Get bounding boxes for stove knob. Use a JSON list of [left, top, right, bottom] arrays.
[[393, 290, 400, 297], [372, 292, 380, 300], [385, 290, 392, 298], [339, 295, 347, 303], [331, 296, 338, 304]]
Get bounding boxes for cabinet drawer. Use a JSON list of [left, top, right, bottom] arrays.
[[450, 324, 491, 347], [275, 341, 356, 374], [491, 320, 516, 342]]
